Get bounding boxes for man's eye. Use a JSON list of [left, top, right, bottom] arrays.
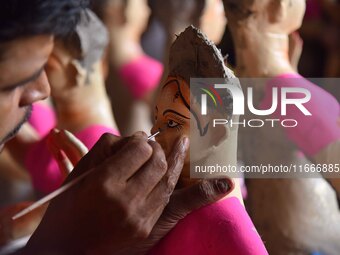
[[167, 120, 179, 128]]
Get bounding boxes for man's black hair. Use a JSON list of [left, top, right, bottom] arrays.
[[0, 0, 89, 42]]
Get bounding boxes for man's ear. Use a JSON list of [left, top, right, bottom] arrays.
[[267, 0, 287, 24]]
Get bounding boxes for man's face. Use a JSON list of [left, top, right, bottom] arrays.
[[0, 35, 53, 151]]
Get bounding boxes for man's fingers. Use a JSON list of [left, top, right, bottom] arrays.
[[146, 137, 189, 211], [96, 132, 153, 182], [78, 132, 147, 169], [128, 141, 168, 195], [121, 137, 189, 239], [47, 129, 87, 166], [167, 178, 234, 219], [65, 133, 123, 180], [164, 136, 190, 189]]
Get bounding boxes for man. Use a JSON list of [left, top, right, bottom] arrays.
[[0, 0, 233, 254]]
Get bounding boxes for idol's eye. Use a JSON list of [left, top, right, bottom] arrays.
[[167, 119, 180, 128]]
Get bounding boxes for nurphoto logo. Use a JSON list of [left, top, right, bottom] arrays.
[[199, 81, 312, 128]]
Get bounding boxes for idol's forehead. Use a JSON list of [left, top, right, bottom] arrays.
[[157, 78, 191, 116]]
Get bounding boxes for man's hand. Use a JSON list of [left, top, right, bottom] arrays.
[[118, 178, 234, 255], [24, 132, 188, 254], [23, 132, 233, 254], [47, 130, 235, 254]]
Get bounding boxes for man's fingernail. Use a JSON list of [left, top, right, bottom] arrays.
[[216, 179, 234, 194]]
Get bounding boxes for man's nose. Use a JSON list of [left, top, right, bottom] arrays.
[[19, 71, 51, 107]]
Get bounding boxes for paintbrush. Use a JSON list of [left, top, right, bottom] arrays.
[[12, 129, 165, 221]]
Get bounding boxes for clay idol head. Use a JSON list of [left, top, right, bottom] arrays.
[[153, 0, 226, 44], [91, 0, 150, 38], [151, 26, 240, 187], [222, 0, 306, 33], [45, 9, 109, 89]]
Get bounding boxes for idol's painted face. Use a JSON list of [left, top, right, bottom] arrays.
[[151, 77, 191, 163], [152, 76, 229, 186], [152, 77, 201, 186]]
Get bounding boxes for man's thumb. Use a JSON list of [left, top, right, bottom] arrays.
[[168, 178, 235, 220]]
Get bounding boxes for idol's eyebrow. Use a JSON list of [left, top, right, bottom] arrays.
[[2, 64, 45, 91], [162, 79, 180, 90], [163, 109, 190, 119]]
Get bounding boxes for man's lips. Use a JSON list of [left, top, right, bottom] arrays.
[[3, 132, 16, 144]]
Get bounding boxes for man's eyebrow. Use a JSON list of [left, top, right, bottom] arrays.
[[2, 65, 45, 91], [163, 109, 190, 119]]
